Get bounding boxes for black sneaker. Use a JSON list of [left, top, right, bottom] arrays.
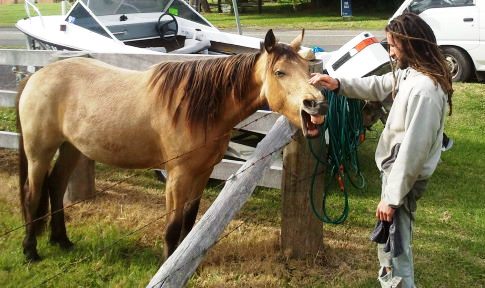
[[442, 136, 454, 152]]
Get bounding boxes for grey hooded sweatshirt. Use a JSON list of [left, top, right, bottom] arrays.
[[338, 67, 448, 207]]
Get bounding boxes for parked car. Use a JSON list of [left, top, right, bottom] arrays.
[[391, 0, 484, 82]]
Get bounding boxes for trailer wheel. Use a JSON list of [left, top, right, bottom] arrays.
[[441, 47, 473, 82]]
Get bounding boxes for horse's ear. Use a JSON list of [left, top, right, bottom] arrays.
[[264, 29, 276, 53], [290, 29, 305, 52]]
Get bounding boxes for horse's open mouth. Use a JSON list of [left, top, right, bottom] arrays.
[[301, 110, 325, 138]]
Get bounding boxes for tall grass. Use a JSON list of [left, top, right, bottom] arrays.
[[0, 82, 483, 287]]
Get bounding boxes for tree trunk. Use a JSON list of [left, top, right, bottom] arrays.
[[200, 0, 211, 12], [189, 0, 200, 12], [217, 0, 222, 13]]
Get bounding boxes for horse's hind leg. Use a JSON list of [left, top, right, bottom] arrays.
[[22, 153, 56, 261], [48, 142, 81, 249]]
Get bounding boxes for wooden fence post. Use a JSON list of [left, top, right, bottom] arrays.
[[281, 133, 325, 258], [280, 59, 325, 258], [64, 155, 96, 204]]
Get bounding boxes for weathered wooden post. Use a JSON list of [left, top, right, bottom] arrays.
[[64, 155, 96, 204], [280, 59, 325, 258]]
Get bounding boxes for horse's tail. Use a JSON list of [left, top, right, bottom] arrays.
[[17, 76, 29, 221], [17, 76, 49, 234]]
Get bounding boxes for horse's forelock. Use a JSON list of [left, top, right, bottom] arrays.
[[149, 53, 260, 129], [265, 42, 301, 69]]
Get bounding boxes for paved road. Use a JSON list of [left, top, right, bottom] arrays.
[[0, 27, 385, 51], [0, 27, 385, 90], [222, 29, 385, 51], [0, 27, 26, 48]]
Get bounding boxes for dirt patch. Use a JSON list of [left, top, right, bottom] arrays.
[[0, 148, 18, 175]]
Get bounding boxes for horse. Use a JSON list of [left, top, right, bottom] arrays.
[[16, 29, 328, 262]]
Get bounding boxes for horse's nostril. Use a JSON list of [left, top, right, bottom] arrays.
[[303, 99, 317, 108], [303, 99, 327, 115]]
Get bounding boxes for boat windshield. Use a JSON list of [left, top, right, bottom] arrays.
[[80, 0, 211, 26]]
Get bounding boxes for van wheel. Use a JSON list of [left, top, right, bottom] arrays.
[[441, 47, 473, 82]]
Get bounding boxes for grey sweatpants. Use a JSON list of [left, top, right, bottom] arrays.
[[377, 173, 428, 288]]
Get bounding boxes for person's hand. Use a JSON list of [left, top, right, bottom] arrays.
[[376, 199, 395, 222], [309, 73, 339, 91]]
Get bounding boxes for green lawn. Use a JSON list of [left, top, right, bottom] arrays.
[[0, 2, 389, 30], [0, 3, 65, 27], [0, 82, 483, 287]]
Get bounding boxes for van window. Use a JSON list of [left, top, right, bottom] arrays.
[[408, 0, 474, 14]]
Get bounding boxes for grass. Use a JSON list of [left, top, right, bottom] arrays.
[[0, 108, 16, 132], [202, 6, 389, 30], [0, 82, 484, 287], [0, 2, 389, 30], [0, 3, 65, 27]]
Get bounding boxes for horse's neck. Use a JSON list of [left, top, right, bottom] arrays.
[[218, 78, 265, 133]]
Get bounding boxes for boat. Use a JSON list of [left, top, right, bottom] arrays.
[[15, 0, 390, 71], [16, 0, 263, 55]]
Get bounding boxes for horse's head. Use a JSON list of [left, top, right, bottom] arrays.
[[258, 29, 327, 138]]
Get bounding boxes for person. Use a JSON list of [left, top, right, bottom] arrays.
[[309, 12, 453, 288]]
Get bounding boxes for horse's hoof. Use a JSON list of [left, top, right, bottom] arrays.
[[24, 249, 42, 263], [50, 237, 74, 250]]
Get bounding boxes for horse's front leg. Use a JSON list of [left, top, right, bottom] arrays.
[[163, 169, 212, 260], [179, 170, 212, 242]]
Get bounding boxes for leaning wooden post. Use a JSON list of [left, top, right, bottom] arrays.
[[146, 116, 297, 288], [48, 52, 97, 204], [280, 59, 325, 258]]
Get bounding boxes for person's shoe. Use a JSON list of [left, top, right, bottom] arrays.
[[442, 136, 454, 152], [389, 276, 403, 288], [378, 267, 403, 288]]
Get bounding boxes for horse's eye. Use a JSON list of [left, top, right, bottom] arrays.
[[274, 70, 285, 77]]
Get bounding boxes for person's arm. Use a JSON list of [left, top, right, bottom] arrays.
[[309, 72, 398, 102], [382, 91, 443, 207], [338, 74, 395, 102]]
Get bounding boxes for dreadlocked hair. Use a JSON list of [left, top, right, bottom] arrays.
[[386, 12, 453, 115]]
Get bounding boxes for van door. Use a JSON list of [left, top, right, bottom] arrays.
[[418, 1, 479, 50]]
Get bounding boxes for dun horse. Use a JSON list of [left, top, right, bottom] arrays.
[[17, 30, 327, 262]]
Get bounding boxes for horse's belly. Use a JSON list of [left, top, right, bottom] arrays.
[[71, 136, 164, 169]]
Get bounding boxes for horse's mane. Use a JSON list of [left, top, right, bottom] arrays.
[[149, 53, 260, 129]]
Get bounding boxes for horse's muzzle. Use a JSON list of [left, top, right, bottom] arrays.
[[301, 99, 328, 138]]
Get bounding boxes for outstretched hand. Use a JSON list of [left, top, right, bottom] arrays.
[[309, 73, 339, 91]]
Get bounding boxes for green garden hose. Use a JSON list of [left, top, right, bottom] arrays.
[[308, 90, 367, 224]]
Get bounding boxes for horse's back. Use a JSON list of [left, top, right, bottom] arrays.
[[18, 57, 163, 168]]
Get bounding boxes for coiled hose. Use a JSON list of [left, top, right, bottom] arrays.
[[308, 90, 367, 224]]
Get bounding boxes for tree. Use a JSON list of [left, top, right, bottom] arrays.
[[189, 0, 212, 12]]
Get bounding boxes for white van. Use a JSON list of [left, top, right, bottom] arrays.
[[391, 0, 485, 82]]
